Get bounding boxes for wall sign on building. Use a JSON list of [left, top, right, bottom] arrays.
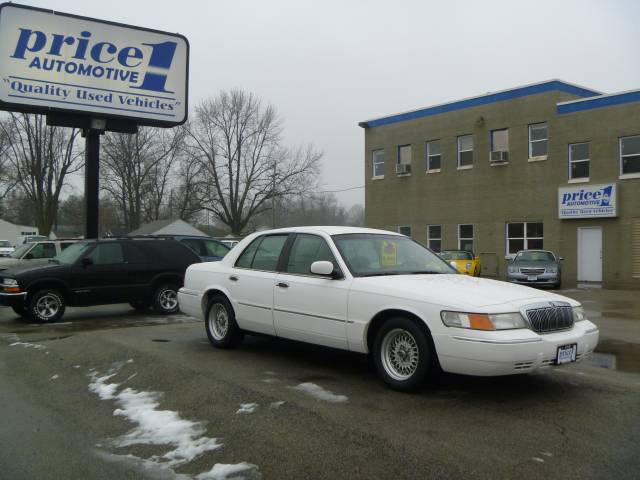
[[558, 183, 617, 219], [0, 2, 189, 127]]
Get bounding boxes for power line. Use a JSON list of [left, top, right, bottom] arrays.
[[315, 185, 365, 194]]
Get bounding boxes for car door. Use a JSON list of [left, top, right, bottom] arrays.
[[71, 242, 129, 304], [225, 234, 289, 336], [273, 233, 351, 349]]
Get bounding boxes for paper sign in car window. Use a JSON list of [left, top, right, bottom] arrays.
[[380, 241, 398, 268]]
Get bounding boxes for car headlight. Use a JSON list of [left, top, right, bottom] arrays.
[[548, 267, 558, 274], [508, 265, 516, 274], [465, 262, 472, 270], [1, 278, 17, 286], [441, 311, 528, 330], [572, 306, 586, 322]]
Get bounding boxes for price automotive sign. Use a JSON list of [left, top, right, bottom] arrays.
[[0, 3, 189, 127], [558, 183, 617, 219]]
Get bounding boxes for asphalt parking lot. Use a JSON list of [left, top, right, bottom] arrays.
[[1, 287, 639, 480]]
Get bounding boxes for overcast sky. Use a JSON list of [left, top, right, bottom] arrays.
[[17, 0, 640, 206]]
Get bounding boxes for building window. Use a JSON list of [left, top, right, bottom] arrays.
[[457, 135, 473, 168], [490, 129, 509, 162], [398, 145, 412, 165], [426, 140, 441, 171], [507, 222, 543, 254], [398, 225, 412, 237], [458, 224, 474, 252], [427, 225, 441, 252], [529, 123, 548, 158], [620, 135, 640, 175], [372, 149, 384, 178], [569, 142, 589, 180]]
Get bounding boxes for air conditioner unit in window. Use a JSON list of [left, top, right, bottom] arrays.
[[396, 163, 412, 174], [490, 151, 509, 162]]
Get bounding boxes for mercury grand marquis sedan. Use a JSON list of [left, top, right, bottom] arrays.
[[178, 227, 599, 391]]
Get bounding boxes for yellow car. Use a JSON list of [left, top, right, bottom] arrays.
[[440, 250, 481, 276]]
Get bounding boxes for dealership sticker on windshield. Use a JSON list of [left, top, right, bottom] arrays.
[[556, 343, 577, 365]]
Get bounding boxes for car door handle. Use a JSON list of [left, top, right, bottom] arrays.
[[229, 275, 239, 282], [276, 282, 289, 289]]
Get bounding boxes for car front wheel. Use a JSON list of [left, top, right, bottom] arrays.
[[205, 295, 243, 349], [373, 317, 434, 392], [29, 289, 66, 323], [153, 284, 180, 314]]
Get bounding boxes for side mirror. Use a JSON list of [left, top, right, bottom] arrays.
[[505, 254, 515, 262], [81, 257, 93, 268], [310, 260, 339, 278], [449, 261, 458, 268], [559, 257, 564, 261]]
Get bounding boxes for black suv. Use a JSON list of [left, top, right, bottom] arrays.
[[0, 238, 201, 322]]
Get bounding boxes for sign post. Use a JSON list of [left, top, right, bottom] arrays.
[[0, 3, 189, 238]]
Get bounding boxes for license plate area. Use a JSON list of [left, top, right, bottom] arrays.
[[527, 276, 538, 281], [556, 343, 577, 365]]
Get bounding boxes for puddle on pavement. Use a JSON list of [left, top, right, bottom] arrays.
[[591, 339, 640, 374]]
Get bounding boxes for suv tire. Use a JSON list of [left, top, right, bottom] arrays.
[[28, 289, 66, 323], [373, 317, 434, 392], [152, 283, 180, 314], [205, 295, 243, 349]]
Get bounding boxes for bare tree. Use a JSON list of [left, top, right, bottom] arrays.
[[0, 113, 82, 235], [184, 89, 321, 235], [101, 126, 184, 230], [0, 119, 18, 205]]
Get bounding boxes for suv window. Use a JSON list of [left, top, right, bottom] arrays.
[[235, 235, 288, 271], [181, 238, 205, 256], [204, 239, 229, 258], [87, 243, 125, 265], [29, 242, 57, 259], [286, 234, 338, 275], [124, 243, 153, 263]]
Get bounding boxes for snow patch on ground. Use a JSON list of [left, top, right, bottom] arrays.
[[89, 361, 259, 479], [290, 382, 348, 403], [74, 365, 81, 369], [236, 403, 258, 414], [50, 374, 59, 380], [532, 457, 545, 463], [9, 341, 46, 350], [196, 462, 261, 479], [260, 378, 278, 384], [269, 401, 285, 409]]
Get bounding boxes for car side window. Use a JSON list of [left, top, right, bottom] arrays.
[[30, 243, 57, 259], [124, 243, 152, 263], [235, 235, 288, 271], [204, 240, 229, 258], [60, 242, 74, 251], [286, 234, 338, 275], [87, 243, 125, 265], [181, 239, 205, 257]]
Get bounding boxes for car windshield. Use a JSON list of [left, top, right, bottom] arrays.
[[54, 242, 94, 265], [440, 251, 473, 260], [0, 240, 11, 247], [10, 244, 32, 258], [332, 233, 457, 277], [515, 251, 556, 262]]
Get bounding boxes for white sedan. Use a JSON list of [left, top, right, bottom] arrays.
[[178, 227, 599, 391]]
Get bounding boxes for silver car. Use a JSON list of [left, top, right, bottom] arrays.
[[507, 250, 562, 289]]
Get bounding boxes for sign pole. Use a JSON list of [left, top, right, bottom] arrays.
[[84, 127, 102, 239]]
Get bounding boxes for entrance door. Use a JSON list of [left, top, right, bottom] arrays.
[[578, 227, 602, 282]]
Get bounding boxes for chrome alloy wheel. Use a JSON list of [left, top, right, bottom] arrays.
[[381, 328, 420, 381], [36, 294, 60, 320], [208, 303, 229, 340], [159, 288, 178, 311]]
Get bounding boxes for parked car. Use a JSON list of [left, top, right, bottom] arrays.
[[169, 236, 230, 261], [507, 249, 563, 289], [0, 240, 14, 257], [0, 238, 201, 322], [16, 235, 47, 245], [439, 250, 481, 276], [178, 227, 599, 391], [0, 239, 78, 271]]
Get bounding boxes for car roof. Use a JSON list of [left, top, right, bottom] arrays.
[[250, 226, 402, 236]]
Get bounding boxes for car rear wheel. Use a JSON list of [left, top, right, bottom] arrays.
[[28, 289, 65, 323], [373, 317, 434, 392], [152, 284, 180, 314], [205, 295, 243, 349]]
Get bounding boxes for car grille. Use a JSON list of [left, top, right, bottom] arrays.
[[519, 267, 545, 275], [525, 304, 574, 333]]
